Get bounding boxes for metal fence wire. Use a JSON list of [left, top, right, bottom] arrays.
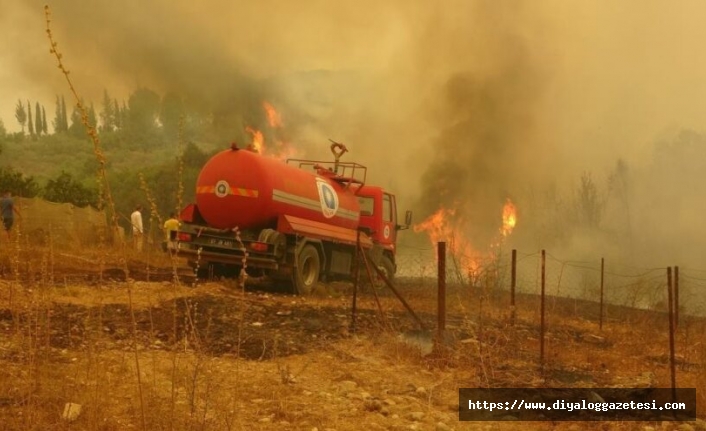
[[395, 243, 705, 318]]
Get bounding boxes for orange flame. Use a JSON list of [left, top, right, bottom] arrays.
[[414, 198, 519, 277], [263, 101, 283, 128], [501, 198, 517, 237], [245, 126, 264, 153], [413, 206, 483, 273], [243, 101, 300, 160]]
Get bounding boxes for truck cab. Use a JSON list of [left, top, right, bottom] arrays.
[[356, 186, 412, 279]]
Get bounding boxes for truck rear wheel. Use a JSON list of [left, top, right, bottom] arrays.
[[293, 244, 320, 295]]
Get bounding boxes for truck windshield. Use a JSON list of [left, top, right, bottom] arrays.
[[358, 196, 374, 216]]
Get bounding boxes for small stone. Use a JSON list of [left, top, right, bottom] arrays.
[[408, 411, 424, 421], [436, 423, 453, 431], [62, 403, 81, 421], [360, 391, 372, 399], [338, 380, 357, 393], [384, 398, 396, 406], [258, 417, 271, 423], [677, 425, 695, 431], [303, 390, 312, 396], [364, 400, 383, 412], [415, 387, 427, 396]]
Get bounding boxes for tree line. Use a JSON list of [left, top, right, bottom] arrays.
[[14, 100, 49, 137], [0, 85, 271, 234], [0, 167, 96, 208]]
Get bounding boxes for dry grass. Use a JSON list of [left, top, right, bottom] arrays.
[[2, 245, 706, 431]]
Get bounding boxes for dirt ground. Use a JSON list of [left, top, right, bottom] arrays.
[[0, 253, 705, 430]]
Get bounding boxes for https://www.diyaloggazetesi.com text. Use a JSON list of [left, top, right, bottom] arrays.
[[459, 388, 696, 421]]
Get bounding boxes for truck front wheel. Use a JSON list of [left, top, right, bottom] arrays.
[[293, 244, 320, 295]]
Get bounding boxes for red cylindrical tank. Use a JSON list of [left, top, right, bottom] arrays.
[[195, 147, 360, 230]]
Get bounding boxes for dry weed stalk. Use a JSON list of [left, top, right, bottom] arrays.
[[176, 115, 186, 216], [45, 6, 147, 430], [138, 172, 165, 281]]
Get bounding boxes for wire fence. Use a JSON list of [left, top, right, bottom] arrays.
[[394, 243, 706, 319]]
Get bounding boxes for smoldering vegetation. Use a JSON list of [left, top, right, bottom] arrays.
[[512, 129, 706, 269]]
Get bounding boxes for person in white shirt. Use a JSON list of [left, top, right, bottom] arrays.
[[131, 205, 144, 251]]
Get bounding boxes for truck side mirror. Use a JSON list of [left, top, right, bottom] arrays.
[[397, 210, 413, 230]]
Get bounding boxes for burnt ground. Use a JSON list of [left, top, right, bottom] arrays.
[[0, 275, 678, 366], [0, 287, 444, 361], [1, 274, 706, 430]]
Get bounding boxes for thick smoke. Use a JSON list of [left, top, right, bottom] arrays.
[[416, 34, 545, 249], [4, 1, 706, 270]]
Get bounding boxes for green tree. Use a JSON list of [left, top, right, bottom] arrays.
[[113, 99, 121, 129], [68, 102, 84, 138], [53, 95, 68, 133], [43, 171, 98, 208], [100, 89, 115, 132], [34, 102, 42, 136], [182, 142, 210, 169], [52, 96, 62, 132], [0, 168, 40, 197], [61, 96, 69, 132], [87, 103, 98, 130], [160, 92, 185, 138], [126, 87, 160, 134], [27, 100, 34, 137], [15, 99, 27, 134], [0, 118, 6, 138], [42, 106, 48, 134]]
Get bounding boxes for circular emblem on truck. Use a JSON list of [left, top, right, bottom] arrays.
[[383, 225, 391, 239], [215, 180, 230, 198], [316, 179, 339, 218]]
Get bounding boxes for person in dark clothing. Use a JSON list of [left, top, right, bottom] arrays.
[[0, 191, 20, 239]]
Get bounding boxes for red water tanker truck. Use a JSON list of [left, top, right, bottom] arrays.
[[175, 142, 412, 294]]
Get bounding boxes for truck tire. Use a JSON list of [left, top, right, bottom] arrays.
[[293, 244, 320, 295]]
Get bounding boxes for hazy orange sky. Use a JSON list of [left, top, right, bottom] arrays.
[[3, 1, 706, 172]]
